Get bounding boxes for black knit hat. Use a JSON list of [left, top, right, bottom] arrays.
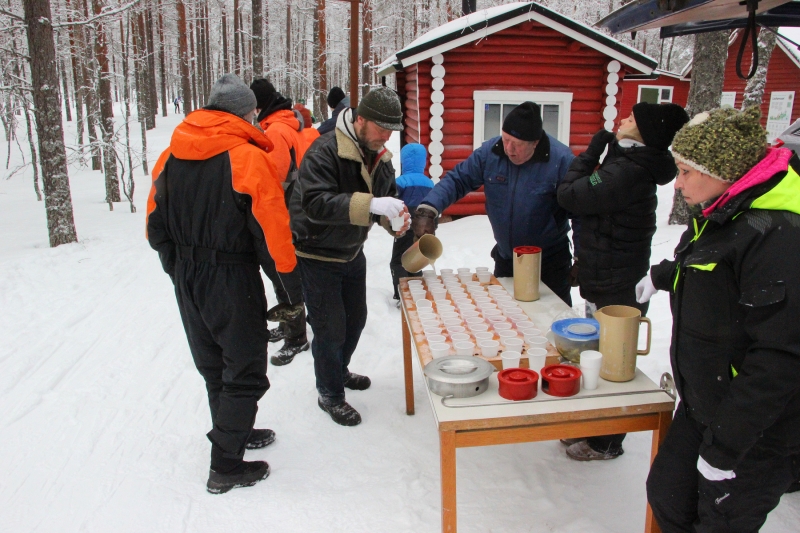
[[357, 87, 404, 131], [502, 102, 544, 142], [250, 79, 292, 122], [327, 87, 346, 109], [632, 102, 690, 150]]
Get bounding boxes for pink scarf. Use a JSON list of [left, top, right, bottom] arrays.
[[702, 147, 793, 217]]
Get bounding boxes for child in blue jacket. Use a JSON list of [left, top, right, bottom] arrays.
[[391, 143, 434, 301]]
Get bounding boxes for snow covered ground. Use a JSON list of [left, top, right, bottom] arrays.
[[1, 110, 798, 533]]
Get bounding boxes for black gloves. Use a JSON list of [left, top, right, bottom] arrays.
[[411, 207, 437, 240], [585, 129, 617, 158]]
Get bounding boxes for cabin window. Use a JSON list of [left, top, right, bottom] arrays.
[[638, 86, 673, 104], [473, 91, 573, 149]]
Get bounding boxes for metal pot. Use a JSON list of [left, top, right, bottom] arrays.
[[424, 356, 494, 398]]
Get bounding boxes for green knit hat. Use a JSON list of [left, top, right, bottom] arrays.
[[671, 106, 767, 182]]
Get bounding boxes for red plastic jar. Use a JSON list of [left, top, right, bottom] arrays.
[[498, 368, 539, 401], [540, 364, 582, 397]]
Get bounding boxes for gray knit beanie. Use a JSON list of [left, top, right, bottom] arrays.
[[672, 106, 767, 182], [207, 74, 257, 118], [357, 87, 403, 131]]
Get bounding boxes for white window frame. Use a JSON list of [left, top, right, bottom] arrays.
[[472, 90, 573, 150], [637, 85, 673, 104]]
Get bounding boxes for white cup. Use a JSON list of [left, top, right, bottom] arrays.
[[476, 266, 490, 273], [502, 337, 524, 350], [455, 341, 476, 356], [494, 322, 513, 331], [477, 272, 492, 284], [497, 330, 518, 341], [527, 347, 547, 372], [487, 315, 507, 324], [440, 312, 460, 321], [430, 289, 447, 300], [525, 334, 548, 347], [469, 323, 489, 333], [579, 350, 603, 390], [426, 334, 446, 345], [391, 215, 405, 231], [442, 318, 462, 328], [494, 294, 513, 302], [446, 325, 466, 335], [417, 312, 438, 322], [512, 318, 534, 328], [457, 268, 471, 274], [500, 350, 522, 369], [483, 309, 503, 317], [422, 269, 437, 277], [451, 333, 471, 343], [430, 343, 450, 358], [458, 274, 473, 283], [440, 268, 454, 275], [479, 340, 500, 357], [420, 319, 441, 329], [465, 316, 484, 326], [415, 299, 433, 309], [423, 326, 443, 337], [474, 331, 494, 342], [461, 310, 480, 319], [407, 279, 423, 287]]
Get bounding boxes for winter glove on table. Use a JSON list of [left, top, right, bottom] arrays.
[[635, 274, 658, 304], [585, 129, 617, 158], [697, 456, 736, 481], [568, 261, 580, 287], [369, 197, 405, 219], [411, 206, 437, 239]]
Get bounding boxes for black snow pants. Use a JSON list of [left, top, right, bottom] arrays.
[[646, 404, 800, 533], [173, 256, 270, 470]]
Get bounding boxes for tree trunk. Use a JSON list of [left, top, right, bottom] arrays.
[[22, 91, 43, 201], [59, 58, 73, 122], [176, 0, 193, 114], [23, 0, 78, 246], [361, 0, 372, 97], [145, 8, 159, 126], [157, 0, 168, 117], [119, 19, 137, 213], [222, 5, 229, 73], [314, 0, 328, 121], [252, 0, 264, 78], [742, 28, 778, 109], [669, 31, 729, 225], [80, 0, 103, 171], [233, 0, 241, 76], [92, 0, 121, 206], [286, 3, 292, 93], [65, 0, 86, 154]]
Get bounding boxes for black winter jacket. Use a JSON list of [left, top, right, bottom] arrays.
[[317, 97, 350, 135], [289, 108, 398, 262], [650, 150, 800, 471], [558, 137, 676, 296]]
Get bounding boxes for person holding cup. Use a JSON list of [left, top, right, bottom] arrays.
[[389, 143, 435, 304]]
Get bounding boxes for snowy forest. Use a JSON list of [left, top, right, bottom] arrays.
[[2, 0, 696, 246]]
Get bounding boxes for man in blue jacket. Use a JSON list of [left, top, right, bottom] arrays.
[[411, 102, 576, 304]]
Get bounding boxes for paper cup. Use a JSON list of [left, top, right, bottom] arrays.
[[415, 299, 433, 309], [500, 350, 522, 369], [461, 310, 480, 319], [423, 326, 443, 337], [455, 341, 476, 356], [525, 335, 548, 348], [527, 347, 547, 372], [391, 215, 405, 231], [494, 322, 513, 331], [420, 319, 441, 329], [445, 325, 466, 335], [430, 343, 450, 358], [469, 323, 489, 333], [457, 268, 471, 274], [450, 333, 471, 343], [497, 330, 517, 341], [476, 266, 490, 272], [477, 272, 492, 284], [426, 334, 446, 344], [502, 338, 524, 350], [580, 351, 603, 390], [479, 340, 500, 357], [486, 315, 507, 324], [473, 331, 494, 342], [442, 318, 462, 328]]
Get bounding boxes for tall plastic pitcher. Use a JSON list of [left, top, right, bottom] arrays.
[[401, 234, 443, 273], [595, 305, 651, 382], [512, 246, 541, 302]]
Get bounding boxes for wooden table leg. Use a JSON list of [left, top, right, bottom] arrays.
[[402, 310, 415, 415], [441, 429, 457, 533], [645, 409, 673, 533]]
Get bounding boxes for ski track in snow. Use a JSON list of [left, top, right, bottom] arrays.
[[1, 110, 798, 532]]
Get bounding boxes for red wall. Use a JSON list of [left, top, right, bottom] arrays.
[[397, 21, 638, 215], [619, 76, 690, 119]]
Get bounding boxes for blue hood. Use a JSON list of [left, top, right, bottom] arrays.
[[401, 143, 427, 174]]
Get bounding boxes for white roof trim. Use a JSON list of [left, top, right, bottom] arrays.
[[376, 55, 399, 77], [776, 38, 800, 70], [388, 8, 655, 76]]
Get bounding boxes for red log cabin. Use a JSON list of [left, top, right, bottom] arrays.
[[619, 69, 690, 122], [377, 2, 657, 216]]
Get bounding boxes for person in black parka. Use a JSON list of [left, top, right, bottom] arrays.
[[557, 102, 688, 461]]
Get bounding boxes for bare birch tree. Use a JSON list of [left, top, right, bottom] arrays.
[[741, 28, 778, 110]]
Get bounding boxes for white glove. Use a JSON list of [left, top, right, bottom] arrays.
[[697, 456, 736, 481], [635, 274, 658, 304], [370, 197, 405, 219]]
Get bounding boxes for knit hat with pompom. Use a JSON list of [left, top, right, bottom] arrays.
[[671, 106, 767, 182]]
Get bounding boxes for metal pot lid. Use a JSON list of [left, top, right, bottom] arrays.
[[551, 318, 600, 340], [424, 356, 494, 384]]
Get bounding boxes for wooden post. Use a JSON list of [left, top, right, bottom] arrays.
[[402, 309, 414, 415], [349, 0, 360, 107], [440, 430, 457, 533], [645, 409, 673, 533]]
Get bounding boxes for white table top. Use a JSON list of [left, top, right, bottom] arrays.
[[411, 277, 674, 428]]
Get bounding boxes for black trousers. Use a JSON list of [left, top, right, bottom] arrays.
[[299, 251, 368, 404], [390, 229, 422, 299], [261, 252, 307, 342], [581, 286, 650, 453], [173, 259, 270, 467], [647, 404, 799, 533], [491, 245, 573, 307]]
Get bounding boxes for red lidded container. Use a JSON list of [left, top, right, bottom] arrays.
[[540, 364, 582, 397], [498, 368, 539, 401]]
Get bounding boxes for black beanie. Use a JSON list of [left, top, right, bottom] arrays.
[[502, 102, 544, 142], [251, 79, 292, 122], [327, 87, 346, 109], [632, 102, 690, 150]]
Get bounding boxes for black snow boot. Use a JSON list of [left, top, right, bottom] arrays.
[[267, 326, 285, 343], [270, 339, 310, 366], [246, 429, 276, 450], [343, 372, 371, 391], [318, 398, 362, 426], [206, 461, 271, 494]]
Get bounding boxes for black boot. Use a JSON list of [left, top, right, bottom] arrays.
[[267, 326, 285, 343], [318, 398, 362, 426], [270, 339, 310, 366], [343, 372, 371, 391], [246, 429, 276, 450], [207, 461, 271, 494]]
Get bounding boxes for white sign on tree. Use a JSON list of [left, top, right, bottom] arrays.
[[766, 91, 795, 143]]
